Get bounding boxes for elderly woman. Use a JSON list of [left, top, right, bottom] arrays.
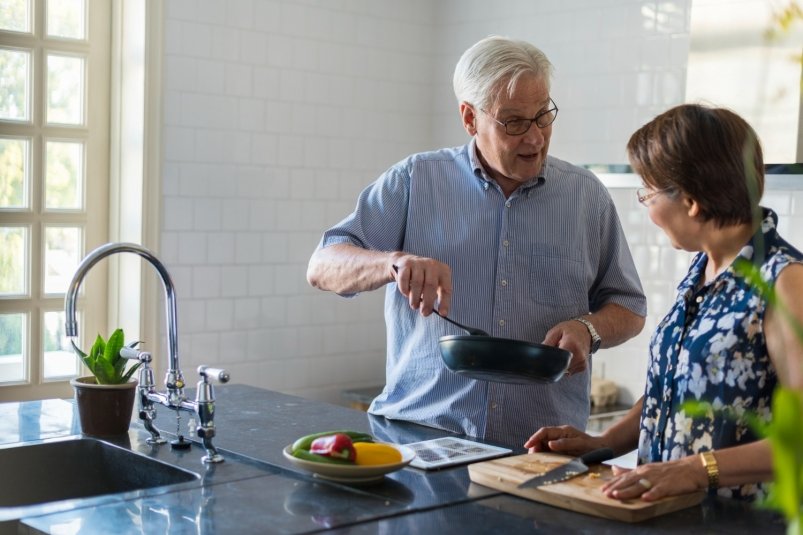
[[524, 104, 803, 501]]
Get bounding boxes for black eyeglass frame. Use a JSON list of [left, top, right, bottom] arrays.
[[480, 98, 559, 136]]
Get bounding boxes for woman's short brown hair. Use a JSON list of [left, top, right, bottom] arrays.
[[626, 104, 764, 227]]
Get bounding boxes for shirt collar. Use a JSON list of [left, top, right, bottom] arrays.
[[677, 207, 778, 295], [467, 138, 546, 193]]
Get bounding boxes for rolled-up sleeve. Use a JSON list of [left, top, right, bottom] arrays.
[[320, 161, 411, 253]]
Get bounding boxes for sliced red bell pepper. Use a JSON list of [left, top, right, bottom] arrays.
[[310, 433, 356, 461]]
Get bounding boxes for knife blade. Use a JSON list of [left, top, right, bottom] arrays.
[[517, 447, 615, 489]]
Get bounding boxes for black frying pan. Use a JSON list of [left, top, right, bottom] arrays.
[[390, 266, 571, 384], [434, 311, 571, 384]]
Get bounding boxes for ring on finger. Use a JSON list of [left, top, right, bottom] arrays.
[[638, 478, 652, 490]]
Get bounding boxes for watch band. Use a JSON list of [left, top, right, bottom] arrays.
[[573, 316, 601, 354], [700, 450, 719, 489]]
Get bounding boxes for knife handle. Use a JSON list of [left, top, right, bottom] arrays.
[[579, 447, 614, 465]]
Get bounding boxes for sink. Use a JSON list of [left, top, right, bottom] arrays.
[[0, 437, 199, 508]]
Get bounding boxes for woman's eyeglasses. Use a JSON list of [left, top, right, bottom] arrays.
[[636, 187, 669, 205]]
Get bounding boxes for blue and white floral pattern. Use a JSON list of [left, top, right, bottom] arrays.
[[638, 208, 803, 500]]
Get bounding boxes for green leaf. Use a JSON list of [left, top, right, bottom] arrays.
[[121, 361, 141, 383], [71, 328, 140, 385]]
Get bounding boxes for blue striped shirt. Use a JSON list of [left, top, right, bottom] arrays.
[[320, 140, 646, 447]]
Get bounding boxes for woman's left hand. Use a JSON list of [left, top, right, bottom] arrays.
[[601, 456, 708, 501]]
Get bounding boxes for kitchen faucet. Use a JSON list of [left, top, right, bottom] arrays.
[[64, 242, 230, 463]]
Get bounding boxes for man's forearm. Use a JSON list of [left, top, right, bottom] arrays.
[[307, 243, 398, 295], [588, 302, 646, 349]]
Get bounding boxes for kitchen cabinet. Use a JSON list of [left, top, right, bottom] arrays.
[[4, 385, 788, 534]]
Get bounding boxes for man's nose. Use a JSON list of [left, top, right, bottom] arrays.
[[523, 123, 546, 145]]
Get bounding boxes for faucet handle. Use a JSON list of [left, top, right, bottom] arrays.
[[195, 365, 230, 404], [197, 365, 230, 384], [120, 345, 152, 364]]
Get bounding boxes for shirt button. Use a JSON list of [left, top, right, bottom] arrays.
[[490, 402, 498, 409], [505, 201, 511, 208], [501, 280, 507, 287], [503, 240, 509, 247], [498, 319, 505, 327], [695, 296, 703, 303]]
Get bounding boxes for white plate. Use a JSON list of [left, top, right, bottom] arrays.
[[283, 443, 416, 483]]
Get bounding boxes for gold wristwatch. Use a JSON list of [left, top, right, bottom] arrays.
[[700, 450, 719, 489]]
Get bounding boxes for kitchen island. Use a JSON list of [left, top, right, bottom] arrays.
[[5, 385, 787, 534]]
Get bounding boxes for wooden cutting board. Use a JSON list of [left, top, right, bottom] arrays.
[[468, 452, 705, 523]]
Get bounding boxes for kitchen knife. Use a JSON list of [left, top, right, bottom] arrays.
[[517, 447, 615, 489]]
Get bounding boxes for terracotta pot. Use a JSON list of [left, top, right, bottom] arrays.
[[70, 376, 138, 437]]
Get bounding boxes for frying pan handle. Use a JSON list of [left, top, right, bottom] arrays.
[[580, 447, 615, 465]]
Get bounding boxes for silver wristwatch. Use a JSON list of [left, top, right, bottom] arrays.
[[573, 316, 601, 354]]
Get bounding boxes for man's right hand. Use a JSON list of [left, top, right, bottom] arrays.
[[390, 255, 452, 316]]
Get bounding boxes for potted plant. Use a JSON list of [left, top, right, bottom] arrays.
[[70, 328, 142, 437]]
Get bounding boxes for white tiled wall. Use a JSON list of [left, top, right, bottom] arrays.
[[160, 0, 803, 408]]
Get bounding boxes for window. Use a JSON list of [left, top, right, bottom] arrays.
[[686, 0, 803, 163], [0, 0, 110, 400]]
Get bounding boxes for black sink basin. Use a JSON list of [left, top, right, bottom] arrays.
[[0, 438, 199, 508]]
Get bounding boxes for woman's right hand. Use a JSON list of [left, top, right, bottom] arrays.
[[524, 425, 606, 456]]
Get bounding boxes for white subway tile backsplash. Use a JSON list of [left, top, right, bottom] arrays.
[[160, 232, 180, 264], [225, 0, 255, 30], [178, 233, 208, 264], [261, 233, 289, 263], [222, 199, 250, 230], [194, 60, 226, 94], [223, 64, 253, 98], [206, 299, 235, 331], [193, 199, 222, 231], [276, 135, 305, 168], [252, 1, 281, 33], [221, 266, 249, 297], [218, 330, 248, 365], [192, 266, 221, 299], [163, 197, 194, 231], [179, 298, 207, 334], [248, 265, 276, 297], [249, 200, 275, 230], [208, 233, 236, 264], [273, 264, 305, 296], [287, 232, 319, 263], [259, 296, 286, 327], [234, 233, 262, 264], [234, 298, 261, 328]]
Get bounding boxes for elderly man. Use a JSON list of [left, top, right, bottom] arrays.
[[307, 36, 646, 447]]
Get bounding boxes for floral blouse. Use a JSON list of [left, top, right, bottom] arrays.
[[638, 208, 803, 500]]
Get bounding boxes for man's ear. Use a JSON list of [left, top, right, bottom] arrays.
[[460, 102, 477, 136]]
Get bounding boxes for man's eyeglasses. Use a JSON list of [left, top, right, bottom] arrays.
[[636, 187, 669, 205], [481, 98, 558, 136]]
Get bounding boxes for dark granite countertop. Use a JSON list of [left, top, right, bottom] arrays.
[[2, 385, 788, 534]]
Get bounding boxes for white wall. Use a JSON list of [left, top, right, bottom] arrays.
[[159, 0, 803, 409], [159, 0, 436, 403]]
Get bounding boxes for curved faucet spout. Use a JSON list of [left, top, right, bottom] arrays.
[[64, 242, 180, 380]]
